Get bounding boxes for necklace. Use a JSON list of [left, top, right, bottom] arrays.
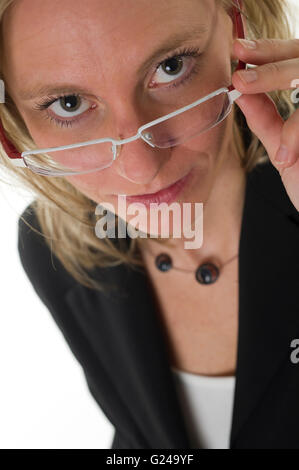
[[153, 251, 239, 285]]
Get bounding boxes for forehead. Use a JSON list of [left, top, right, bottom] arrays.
[[2, 0, 214, 93]]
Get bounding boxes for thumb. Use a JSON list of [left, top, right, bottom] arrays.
[[235, 92, 284, 162]]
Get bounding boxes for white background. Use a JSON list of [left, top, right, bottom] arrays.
[[1, 0, 299, 449]]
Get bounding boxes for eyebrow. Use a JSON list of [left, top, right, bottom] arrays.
[[19, 24, 208, 101]]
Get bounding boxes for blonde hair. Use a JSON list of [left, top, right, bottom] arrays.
[[0, 0, 296, 291]]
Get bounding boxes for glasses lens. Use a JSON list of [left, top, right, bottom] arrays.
[[23, 140, 115, 176], [22, 97, 117, 176], [140, 91, 231, 148]]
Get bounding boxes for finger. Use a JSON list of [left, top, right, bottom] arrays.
[[233, 38, 299, 65], [273, 107, 299, 169], [232, 58, 299, 94], [235, 93, 284, 160]]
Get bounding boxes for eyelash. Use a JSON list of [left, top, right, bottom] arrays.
[[153, 45, 202, 89], [33, 45, 202, 128]]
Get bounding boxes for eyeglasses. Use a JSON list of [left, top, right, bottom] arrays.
[[0, 0, 246, 177]]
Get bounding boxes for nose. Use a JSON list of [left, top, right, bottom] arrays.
[[115, 133, 171, 184], [110, 99, 172, 184]]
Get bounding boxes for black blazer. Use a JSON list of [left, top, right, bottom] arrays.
[[17, 160, 299, 449]]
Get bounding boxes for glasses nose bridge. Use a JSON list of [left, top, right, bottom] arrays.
[[111, 128, 156, 161], [110, 132, 140, 161]]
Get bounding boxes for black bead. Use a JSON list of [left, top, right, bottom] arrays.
[[155, 253, 172, 272], [195, 263, 219, 285]]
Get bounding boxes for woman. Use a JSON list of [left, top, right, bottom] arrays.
[[1, 0, 299, 449]]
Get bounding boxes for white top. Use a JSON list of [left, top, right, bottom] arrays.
[[171, 366, 236, 449]]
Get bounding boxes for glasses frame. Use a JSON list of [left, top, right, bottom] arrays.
[[0, 0, 246, 176]]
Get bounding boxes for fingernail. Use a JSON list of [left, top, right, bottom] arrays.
[[237, 69, 258, 83], [236, 39, 257, 49], [275, 145, 290, 164]]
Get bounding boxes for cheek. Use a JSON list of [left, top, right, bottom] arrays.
[[64, 170, 115, 204], [180, 112, 233, 165]]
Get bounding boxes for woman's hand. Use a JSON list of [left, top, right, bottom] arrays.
[[232, 38, 299, 211]]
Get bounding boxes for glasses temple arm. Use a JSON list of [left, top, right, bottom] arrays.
[[0, 119, 22, 159]]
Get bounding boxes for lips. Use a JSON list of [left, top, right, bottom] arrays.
[[124, 169, 193, 207]]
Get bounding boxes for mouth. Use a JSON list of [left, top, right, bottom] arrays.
[[118, 169, 194, 207]]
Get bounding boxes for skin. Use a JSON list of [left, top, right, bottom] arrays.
[[2, 1, 299, 375]]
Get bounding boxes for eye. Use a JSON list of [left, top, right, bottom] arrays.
[[33, 93, 97, 127], [149, 46, 202, 89], [50, 95, 90, 117]]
